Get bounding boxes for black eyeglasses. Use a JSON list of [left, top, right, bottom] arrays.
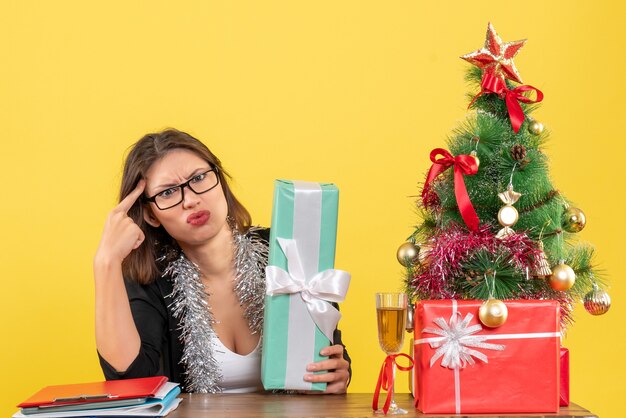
[[143, 167, 220, 210]]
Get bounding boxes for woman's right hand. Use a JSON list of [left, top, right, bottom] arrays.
[[95, 180, 146, 266], [94, 180, 146, 371]]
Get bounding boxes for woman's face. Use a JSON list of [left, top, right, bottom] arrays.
[[142, 149, 230, 247]]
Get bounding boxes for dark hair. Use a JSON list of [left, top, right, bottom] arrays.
[[120, 128, 251, 284]]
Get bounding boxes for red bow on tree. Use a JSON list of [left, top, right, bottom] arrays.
[[422, 148, 480, 232], [372, 353, 414, 414], [470, 71, 544, 133]]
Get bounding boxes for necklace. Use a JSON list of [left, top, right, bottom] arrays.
[[165, 226, 268, 393]]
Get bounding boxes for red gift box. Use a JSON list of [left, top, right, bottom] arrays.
[[413, 299, 561, 414], [560, 347, 570, 406]]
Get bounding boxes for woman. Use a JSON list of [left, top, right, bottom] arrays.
[[94, 128, 350, 393]]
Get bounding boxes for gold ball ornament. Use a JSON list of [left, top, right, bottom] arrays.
[[397, 242, 420, 267], [548, 263, 576, 291], [562, 207, 586, 233], [583, 286, 611, 316], [498, 205, 519, 227], [418, 242, 433, 268], [479, 299, 508, 328], [528, 120, 544, 135], [469, 150, 480, 169]]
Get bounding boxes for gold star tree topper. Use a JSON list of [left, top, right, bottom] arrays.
[[461, 23, 527, 84]]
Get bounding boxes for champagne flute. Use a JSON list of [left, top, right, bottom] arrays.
[[375, 292, 408, 415]]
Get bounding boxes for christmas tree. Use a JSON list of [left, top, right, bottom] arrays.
[[401, 23, 611, 328]]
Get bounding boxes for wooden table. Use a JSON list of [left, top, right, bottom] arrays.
[[168, 393, 597, 417]]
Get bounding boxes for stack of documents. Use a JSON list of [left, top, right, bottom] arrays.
[[13, 376, 181, 417]]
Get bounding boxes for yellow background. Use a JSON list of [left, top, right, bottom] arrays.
[[1, 1, 624, 417]]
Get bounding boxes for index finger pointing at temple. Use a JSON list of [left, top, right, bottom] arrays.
[[117, 180, 146, 213]]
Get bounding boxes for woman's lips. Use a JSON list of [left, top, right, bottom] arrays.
[[187, 210, 210, 226]]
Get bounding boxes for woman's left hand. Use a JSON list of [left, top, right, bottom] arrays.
[[303, 344, 350, 394]]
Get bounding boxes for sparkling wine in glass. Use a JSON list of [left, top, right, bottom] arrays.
[[375, 292, 408, 415]]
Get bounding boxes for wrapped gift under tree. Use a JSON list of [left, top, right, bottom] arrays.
[[413, 299, 560, 414]]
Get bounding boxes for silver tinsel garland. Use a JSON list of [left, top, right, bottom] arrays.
[[233, 227, 269, 335], [165, 226, 268, 393]]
